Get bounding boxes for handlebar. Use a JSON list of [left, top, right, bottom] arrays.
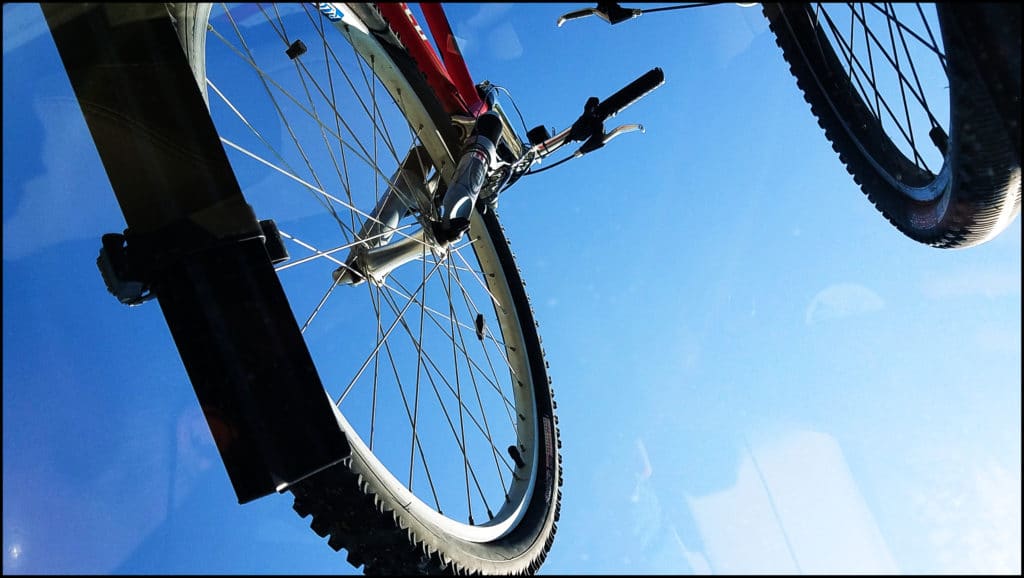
[[558, 2, 759, 27], [516, 67, 665, 174], [565, 67, 663, 147], [595, 67, 664, 120]]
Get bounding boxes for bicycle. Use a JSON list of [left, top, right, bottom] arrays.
[[41, 2, 662, 574], [560, 2, 1021, 249], [37, 2, 1020, 576]]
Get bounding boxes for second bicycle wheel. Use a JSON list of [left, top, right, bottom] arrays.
[[170, 3, 560, 574], [764, 3, 1021, 248]]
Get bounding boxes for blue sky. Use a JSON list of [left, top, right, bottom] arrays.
[[4, 3, 1021, 574]]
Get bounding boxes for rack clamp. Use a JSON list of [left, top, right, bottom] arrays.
[[97, 217, 289, 306]]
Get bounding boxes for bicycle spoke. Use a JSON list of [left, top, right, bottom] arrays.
[[219, 137, 435, 250], [862, 3, 881, 120], [451, 244, 504, 310], [208, 20, 424, 209], [385, 260, 511, 352], [313, 9, 360, 240], [368, 284, 382, 450], [381, 276, 516, 403], [882, 3, 923, 169], [299, 4, 403, 162], [221, 7, 337, 214], [336, 256, 447, 405], [892, 5, 939, 131], [449, 259, 513, 492], [846, 5, 855, 87], [817, 5, 940, 168], [347, 259, 516, 448], [375, 281, 515, 507], [273, 226, 415, 272], [444, 260, 481, 523], [866, 2, 946, 67], [375, 285, 515, 452], [409, 249, 428, 490], [360, 280, 444, 511], [912, 3, 947, 75], [300, 275, 343, 333], [214, 6, 400, 170], [832, 5, 941, 120], [267, 4, 358, 234], [450, 260, 518, 432], [196, 4, 540, 534]]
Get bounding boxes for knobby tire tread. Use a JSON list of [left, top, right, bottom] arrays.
[[264, 4, 563, 574], [289, 210, 562, 576], [762, 3, 1021, 248], [173, 2, 560, 573]]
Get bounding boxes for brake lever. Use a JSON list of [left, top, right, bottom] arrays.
[[558, 2, 760, 27], [556, 8, 599, 27], [603, 123, 645, 143], [574, 123, 645, 157], [557, 1, 642, 27]]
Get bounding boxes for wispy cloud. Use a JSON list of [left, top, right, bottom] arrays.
[[920, 268, 1021, 300], [804, 283, 885, 325]]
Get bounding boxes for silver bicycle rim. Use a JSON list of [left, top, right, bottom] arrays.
[[172, 2, 539, 542], [808, 3, 951, 202]]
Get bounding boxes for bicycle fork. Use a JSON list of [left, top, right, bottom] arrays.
[[332, 106, 505, 287]]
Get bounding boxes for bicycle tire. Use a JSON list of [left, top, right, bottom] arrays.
[[763, 3, 1021, 248], [171, 3, 561, 574]]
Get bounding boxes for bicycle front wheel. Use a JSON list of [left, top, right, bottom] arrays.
[[764, 3, 1020, 248], [171, 3, 561, 574]]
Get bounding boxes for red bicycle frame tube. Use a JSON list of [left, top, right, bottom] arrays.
[[374, 3, 487, 117], [419, 3, 487, 116]]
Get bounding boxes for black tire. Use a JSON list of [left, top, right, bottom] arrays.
[[763, 3, 1021, 248], [290, 211, 562, 575], [173, 3, 561, 574]]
